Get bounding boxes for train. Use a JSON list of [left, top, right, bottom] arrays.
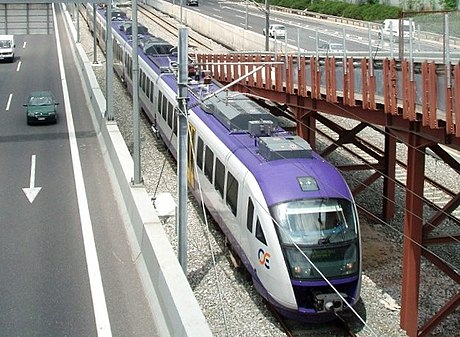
[[83, 3, 362, 323]]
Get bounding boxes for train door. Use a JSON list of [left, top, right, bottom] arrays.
[[187, 123, 196, 188], [244, 192, 264, 274]]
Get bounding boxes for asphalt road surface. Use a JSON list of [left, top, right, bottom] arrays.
[[0, 4, 158, 337]]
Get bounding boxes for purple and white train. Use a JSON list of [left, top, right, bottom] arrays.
[[85, 4, 362, 322]]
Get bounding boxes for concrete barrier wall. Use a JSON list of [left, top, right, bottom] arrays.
[[145, 0, 460, 50], [145, 0, 267, 51], [63, 7, 213, 337]]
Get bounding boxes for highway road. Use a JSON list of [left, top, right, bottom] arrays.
[[0, 5, 157, 336], [169, 0, 452, 56]]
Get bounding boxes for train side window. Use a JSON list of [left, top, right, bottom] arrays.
[[127, 55, 132, 79], [167, 102, 173, 129], [141, 72, 146, 92], [255, 218, 267, 245], [124, 51, 129, 68], [150, 82, 155, 103], [173, 108, 178, 135], [214, 158, 225, 197], [157, 92, 163, 116], [204, 147, 214, 183], [146, 79, 150, 99], [196, 137, 204, 170], [247, 198, 254, 232], [161, 97, 167, 120], [226, 171, 239, 216]]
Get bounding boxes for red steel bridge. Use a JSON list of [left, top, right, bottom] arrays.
[[196, 52, 460, 337]]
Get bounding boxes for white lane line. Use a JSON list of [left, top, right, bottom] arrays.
[[5, 93, 12, 111], [52, 4, 112, 336], [16, 61, 22, 72], [22, 41, 27, 49]]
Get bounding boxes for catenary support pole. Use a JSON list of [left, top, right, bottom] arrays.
[[106, 0, 114, 121], [177, 27, 189, 273], [132, 0, 141, 184]]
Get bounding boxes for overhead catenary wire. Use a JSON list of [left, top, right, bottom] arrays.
[[88, 4, 458, 334], [181, 78, 379, 334], [224, 55, 460, 248], [182, 54, 460, 334]]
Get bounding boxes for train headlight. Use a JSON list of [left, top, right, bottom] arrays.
[[342, 262, 356, 274], [293, 266, 302, 277], [292, 265, 311, 278]]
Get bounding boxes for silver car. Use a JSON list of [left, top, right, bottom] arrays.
[[263, 24, 287, 39]]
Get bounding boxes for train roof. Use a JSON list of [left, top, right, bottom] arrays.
[[107, 14, 354, 207]]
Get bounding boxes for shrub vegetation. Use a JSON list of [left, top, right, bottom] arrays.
[[254, 0, 456, 22]]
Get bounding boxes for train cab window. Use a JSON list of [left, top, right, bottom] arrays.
[[214, 158, 225, 197], [204, 147, 214, 182], [226, 171, 239, 216], [270, 198, 358, 245], [196, 137, 204, 170], [247, 198, 254, 232], [255, 218, 267, 245]]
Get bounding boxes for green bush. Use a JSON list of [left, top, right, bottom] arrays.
[[440, 0, 457, 10], [257, 0, 403, 21]]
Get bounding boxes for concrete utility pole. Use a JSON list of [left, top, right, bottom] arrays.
[[177, 27, 189, 273], [132, 0, 142, 185], [93, 4, 97, 63], [265, 0, 269, 51], [106, 0, 114, 121]]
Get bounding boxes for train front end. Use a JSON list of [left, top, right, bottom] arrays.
[[270, 196, 361, 322], [255, 137, 362, 323]]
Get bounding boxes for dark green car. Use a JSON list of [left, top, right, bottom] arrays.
[[24, 91, 59, 125]]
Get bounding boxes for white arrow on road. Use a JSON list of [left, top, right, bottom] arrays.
[[22, 154, 42, 203]]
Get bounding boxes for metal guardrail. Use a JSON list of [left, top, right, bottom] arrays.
[[269, 5, 460, 48]]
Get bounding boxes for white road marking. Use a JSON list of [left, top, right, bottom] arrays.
[[5, 93, 12, 111], [22, 154, 42, 203], [16, 61, 21, 72], [52, 4, 112, 336], [22, 41, 27, 48]]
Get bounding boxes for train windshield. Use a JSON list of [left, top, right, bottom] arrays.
[[270, 198, 360, 280], [270, 198, 357, 245]]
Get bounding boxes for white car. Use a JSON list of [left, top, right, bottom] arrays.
[[263, 24, 286, 39], [0, 34, 15, 63], [319, 42, 344, 54]]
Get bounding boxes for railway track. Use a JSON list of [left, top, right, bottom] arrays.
[[137, 4, 224, 53], [265, 299, 363, 337], [77, 3, 459, 335]]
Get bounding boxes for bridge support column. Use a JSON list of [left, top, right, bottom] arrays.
[[382, 127, 397, 220], [400, 133, 426, 337], [293, 99, 317, 150]]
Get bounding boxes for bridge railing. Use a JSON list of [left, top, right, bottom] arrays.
[[196, 53, 460, 137]]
